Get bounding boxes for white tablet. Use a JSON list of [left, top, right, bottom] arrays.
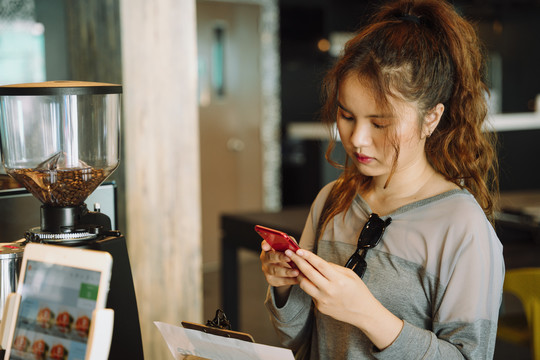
[[3, 243, 113, 360]]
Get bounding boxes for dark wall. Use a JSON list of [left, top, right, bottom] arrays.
[[459, 1, 540, 112], [497, 129, 540, 192]]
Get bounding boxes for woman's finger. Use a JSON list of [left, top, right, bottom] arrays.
[[268, 262, 299, 277], [292, 249, 340, 281], [285, 249, 331, 287], [269, 276, 300, 287], [261, 240, 272, 252], [261, 261, 300, 287], [261, 247, 293, 266], [295, 272, 320, 296]]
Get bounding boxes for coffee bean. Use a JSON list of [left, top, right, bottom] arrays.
[[7, 168, 110, 206]]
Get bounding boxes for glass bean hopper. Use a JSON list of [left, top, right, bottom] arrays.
[[0, 81, 121, 242]]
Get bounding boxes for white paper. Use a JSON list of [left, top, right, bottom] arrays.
[[155, 321, 295, 360]]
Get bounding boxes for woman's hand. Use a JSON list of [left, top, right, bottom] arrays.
[[284, 248, 374, 323], [260, 241, 301, 307], [285, 248, 404, 350], [260, 240, 300, 288]]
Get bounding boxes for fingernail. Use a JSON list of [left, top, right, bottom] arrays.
[[284, 249, 293, 257], [296, 249, 304, 256]]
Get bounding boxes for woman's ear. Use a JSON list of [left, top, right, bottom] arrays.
[[422, 103, 444, 139]]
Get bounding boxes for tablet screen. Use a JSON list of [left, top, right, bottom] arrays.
[[8, 260, 101, 360]]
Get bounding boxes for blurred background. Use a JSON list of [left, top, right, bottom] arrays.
[[1, 0, 540, 359]]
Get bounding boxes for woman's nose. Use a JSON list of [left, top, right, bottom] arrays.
[[349, 121, 372, 148]]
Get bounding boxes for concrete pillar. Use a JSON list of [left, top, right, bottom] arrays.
[[120, 0, 202, 358]]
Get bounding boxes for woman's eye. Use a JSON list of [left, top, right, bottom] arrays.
[[372, 120, 389, 129], [339, 112, 354, 121]]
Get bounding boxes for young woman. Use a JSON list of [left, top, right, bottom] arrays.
[[260, 0, 504, 358]]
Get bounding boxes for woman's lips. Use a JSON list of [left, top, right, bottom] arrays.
[[355, 153, 373, 164]]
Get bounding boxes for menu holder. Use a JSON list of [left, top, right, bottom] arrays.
[[155, 321, 295, 360]]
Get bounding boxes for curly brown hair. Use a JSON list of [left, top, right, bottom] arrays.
[[319, 0, 498, 230]]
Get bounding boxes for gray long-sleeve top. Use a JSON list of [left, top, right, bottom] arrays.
[[265, 182, 504, 359]]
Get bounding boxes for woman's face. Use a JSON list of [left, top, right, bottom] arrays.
[[336, 73, 428, 184]]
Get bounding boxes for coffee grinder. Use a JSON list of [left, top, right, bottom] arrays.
[[0, 81, 144, 359]]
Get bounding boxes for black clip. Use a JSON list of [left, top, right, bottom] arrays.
[[206, 309, 231, 330]]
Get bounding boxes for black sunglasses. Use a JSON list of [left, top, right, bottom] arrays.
[[345, 213, 392, 278]]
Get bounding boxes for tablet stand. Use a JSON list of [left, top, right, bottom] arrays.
[[0, 293, 20, 350], [0, 293, 114, 360], [87, 308, 115, 360]]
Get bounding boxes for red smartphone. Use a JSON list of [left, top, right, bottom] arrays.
[[254, 225, 300, 252]]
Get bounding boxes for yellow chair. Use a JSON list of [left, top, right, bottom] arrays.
[[497, 267, 540, 359]]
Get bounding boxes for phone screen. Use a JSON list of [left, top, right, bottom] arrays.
[[8, 260, 101, 360]]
